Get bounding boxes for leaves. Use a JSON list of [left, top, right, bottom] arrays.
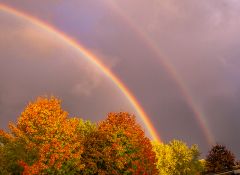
[[0, 96, 208, 174], [152, 140, 203, 175], [205, 144, 236, 173], [81, 112, 157, 174], [0, 97, 85, 174]]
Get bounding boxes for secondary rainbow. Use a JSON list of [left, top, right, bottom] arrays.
[[0, 4, 161, 142], [105, 1, 215, 146]]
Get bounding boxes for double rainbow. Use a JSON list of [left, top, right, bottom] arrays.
[[0, 2, 216, 145], [0, 4, 161, 142]]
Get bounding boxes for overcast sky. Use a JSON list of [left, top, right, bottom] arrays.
[[1, 0, 240, 157]]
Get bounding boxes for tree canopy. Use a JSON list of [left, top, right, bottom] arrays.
[[205, 144, 236, 173], [152, 140, 203, 175], [2, 96, 238, 175], [0, 97, 88, 174], [81, 112, 157, 174], [0, 97, 157, 174]]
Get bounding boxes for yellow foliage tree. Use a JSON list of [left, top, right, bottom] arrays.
[[152, 140, 203, 175]]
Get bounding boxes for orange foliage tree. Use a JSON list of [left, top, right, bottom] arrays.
[[0, 97, 85, 174], [0, 97, 158, 174], [82, 112, 158, 174]]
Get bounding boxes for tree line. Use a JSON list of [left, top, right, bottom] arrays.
[[0, 97, 238, 174]]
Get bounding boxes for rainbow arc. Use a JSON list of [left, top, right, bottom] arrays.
[[0, 4, 161, 142], [104, 1, 215, 146]]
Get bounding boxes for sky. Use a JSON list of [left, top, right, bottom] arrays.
[[1, 0, 240, 157]]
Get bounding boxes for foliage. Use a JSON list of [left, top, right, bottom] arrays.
[[0, 97, 88, 174], [199, 159, 206, 173], [0, 96, 209, 174], [152, 140, 203, 175], [0, 131, 37, 175], [205, 144, 236, 173], [81, 112, 157, 175]]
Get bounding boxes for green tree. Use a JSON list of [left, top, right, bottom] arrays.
[[152, 140, 203, 175], [0, 125, 38, 175], [205, 144, 236, 173]]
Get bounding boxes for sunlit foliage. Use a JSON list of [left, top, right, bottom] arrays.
[[81, 112, 158, 174], [0, 97, 86, 174], [0, 96, 210, 174], [0, 129, 37, 174], [152, 140, 203, 175]]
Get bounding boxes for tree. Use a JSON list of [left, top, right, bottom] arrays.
[[205, 144, 236, 173], [152, 140, 203, 175], [81, 112, 158, 174], [0, 98, 158, 174], [0, 129, 38, 175], [0, 97, 87, 174]]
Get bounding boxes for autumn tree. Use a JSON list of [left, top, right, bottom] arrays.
[[81, 112, 157, 175], [205, 144, 236, 173], [0, 97, 88, 174], [152, 140, 203, 175], [0, 129, 38, 174]]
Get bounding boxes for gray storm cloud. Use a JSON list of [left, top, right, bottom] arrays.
[[1, 0, 240, 157]]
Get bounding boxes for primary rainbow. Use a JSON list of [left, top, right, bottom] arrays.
[[105, 1, 215, 146], [0, 4, 161, 142]]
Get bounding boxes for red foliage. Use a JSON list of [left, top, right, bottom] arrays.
[[0, 97, 158, 174], [82, 112, 157, 174]]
